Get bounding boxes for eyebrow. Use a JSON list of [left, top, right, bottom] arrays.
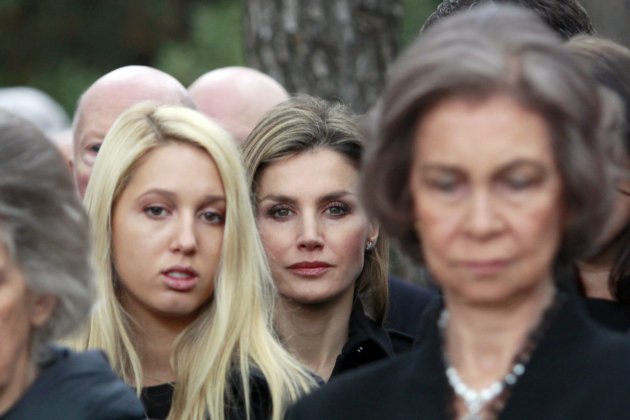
[[257, 190, 354, 205], [418, 159, 548, 175], [139, 188, 226, 205]]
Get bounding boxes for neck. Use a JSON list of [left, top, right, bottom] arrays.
[[0, 350, 37, 415], [124, 304, 196, 387], [577, 260, 614, 301], [443, 279, 555, 390], [276, 292, 354, 381]]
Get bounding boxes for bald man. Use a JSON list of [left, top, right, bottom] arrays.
[[72, 65, 194, 196], [188, 66, 289, 144]]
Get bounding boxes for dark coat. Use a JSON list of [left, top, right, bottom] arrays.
[[384, 275, 436, 338], [331, 298, 413, 378], [287, 293, 630, 420], [1, 346, 145, 420], [582, 297, 630, 333]]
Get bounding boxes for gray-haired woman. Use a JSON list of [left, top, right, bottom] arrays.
[[0, 110, 144, 419], [288, 5, 630, 420]]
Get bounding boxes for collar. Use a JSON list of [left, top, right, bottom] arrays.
[[330, 299, 395, 377]]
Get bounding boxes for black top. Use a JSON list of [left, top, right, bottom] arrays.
[[141, 370, 273, 419], [140, 300, 413, 418], [330, 298, 413, 378], [581, 297, 630, 333], [142, 383, 173, 420], [1, 345, 144, 420], [384, 275, 436, 337], [287, 293, 630, 420]]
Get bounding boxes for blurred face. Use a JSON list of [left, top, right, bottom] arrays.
[[112, 142, 225, 322], [256, 149, 378, 306], [410, 95, 563, 306], [0, 244, 55, 413]]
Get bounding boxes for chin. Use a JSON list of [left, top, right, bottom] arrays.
[[281, 287, 353, 308]]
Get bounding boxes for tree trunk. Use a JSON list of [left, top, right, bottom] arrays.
[[244, 0, 403, 114], [579, 0, 630, 47]]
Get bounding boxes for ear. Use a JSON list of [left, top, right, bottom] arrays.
[[29, 294, 57, 328], [367, 220, 380, 245]]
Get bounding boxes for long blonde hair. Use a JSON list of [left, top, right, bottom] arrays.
[[76, 102, 315, 419]]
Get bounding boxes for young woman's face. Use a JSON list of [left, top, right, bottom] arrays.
[[112, 142, 225, 321], [410, 95, 563, 306], [255, 148, 377, 307]]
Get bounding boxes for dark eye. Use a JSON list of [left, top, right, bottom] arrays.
[[267, 206, 293, 220], [325, 202, 349, 217], [144, 206, 168, 218], [201, 211, 225, 224], [88, 143, 102, 154], [426, 177, 461, 193], [504, 176, 538, 191]]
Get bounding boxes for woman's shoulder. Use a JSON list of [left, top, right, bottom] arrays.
[[287, 347, 440, 420], [3, 345, 145, 420]]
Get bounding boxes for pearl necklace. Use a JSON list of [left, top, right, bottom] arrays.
[[439, 311, 527, 420]]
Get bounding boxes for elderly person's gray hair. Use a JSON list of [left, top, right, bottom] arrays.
[[361, 4, 624, 267], [0, 109, 93, 357]]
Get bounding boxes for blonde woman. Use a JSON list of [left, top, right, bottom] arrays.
[[74, 102, 315, 419]]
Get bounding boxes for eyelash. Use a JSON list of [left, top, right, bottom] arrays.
[[200, 211, 225, 225], [503, 176, 537, 190], [143, 206, 225, 224], [265, 201, 351, 220], [266, 205, 293, 220], [144, 205, 169, 218], [325, 201, 350, 217]]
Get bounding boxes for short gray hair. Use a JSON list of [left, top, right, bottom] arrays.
[[0, 109, 93, 356], [361, 5, 623, 266]]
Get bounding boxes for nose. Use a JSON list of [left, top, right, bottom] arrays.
[[462, 189, 503, 239], [297, 211, 324, 251], [171, 213, 198, 255]]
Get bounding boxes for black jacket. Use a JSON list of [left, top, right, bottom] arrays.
[[384, 275, 436, 338], [288, 293, 630, 420], [330, 299, 412, 378], [1, 346, 145, 420]]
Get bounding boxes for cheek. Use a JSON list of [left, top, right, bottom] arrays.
[[257, 221, 292, 268], [413, 193, 458, 256], [111, 214, 150, 284], [329, 219, 370, 268], [0, 295, 32, 368]]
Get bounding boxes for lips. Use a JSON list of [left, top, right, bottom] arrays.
[[161, 266, 199, 291], [460, 260, 509, 276], [287, 261, 333, 277]]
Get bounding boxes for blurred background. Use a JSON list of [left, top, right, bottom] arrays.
[[0, 0, 627, 116]]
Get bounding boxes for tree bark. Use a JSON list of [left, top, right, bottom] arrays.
[[244, 0, 403, 114]]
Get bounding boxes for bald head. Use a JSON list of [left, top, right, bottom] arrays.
[[189, 66, 289, 144], [72, 65, 193, 197]]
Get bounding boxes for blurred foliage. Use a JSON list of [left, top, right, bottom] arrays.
[[0, 0, 438, 116]]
